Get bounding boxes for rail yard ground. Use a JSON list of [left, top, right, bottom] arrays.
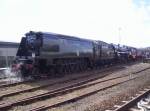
[[0, 62, 150, 111], [47, 63, 150, 111]]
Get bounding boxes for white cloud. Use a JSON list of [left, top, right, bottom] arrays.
[[0, 0, 149, 47]]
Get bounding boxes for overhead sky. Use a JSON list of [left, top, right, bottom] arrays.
[[0, 0, 149, 48]]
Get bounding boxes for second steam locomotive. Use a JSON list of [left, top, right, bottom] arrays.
[[12, 31, 140, 77]]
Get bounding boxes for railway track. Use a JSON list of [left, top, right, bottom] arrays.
[[0, 62, 140, 87], [0, 62, 145, 88], [28, 69, 150, 111], [106, 87, 150, 111], [0, 62, 144, 89], [0, 63, 148, 101], [0, 65, 149, 110], [0, 64, 127, 97], [0, 65, 123, 100], [0, 65, 116, 88]]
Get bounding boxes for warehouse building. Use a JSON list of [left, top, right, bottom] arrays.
[[0, 41, 19, 67]]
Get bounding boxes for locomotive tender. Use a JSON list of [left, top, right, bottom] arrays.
[[13, 31, 117, 77]]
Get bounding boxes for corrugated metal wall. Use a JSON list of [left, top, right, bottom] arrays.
[[0, 42, 19, 67]]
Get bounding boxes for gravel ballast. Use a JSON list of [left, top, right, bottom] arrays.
[[48, 63, 150, 111], [5, 63, 150, 111]]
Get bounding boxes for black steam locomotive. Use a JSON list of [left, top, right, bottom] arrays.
[[12, 31, 138, 77]]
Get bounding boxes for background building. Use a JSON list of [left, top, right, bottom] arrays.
[[0, 41, 19, 67]]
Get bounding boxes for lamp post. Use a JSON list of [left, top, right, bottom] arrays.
[[5, 48, 8, 68]]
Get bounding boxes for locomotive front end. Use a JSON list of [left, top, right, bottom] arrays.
[[12, 32, 43, 77]]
